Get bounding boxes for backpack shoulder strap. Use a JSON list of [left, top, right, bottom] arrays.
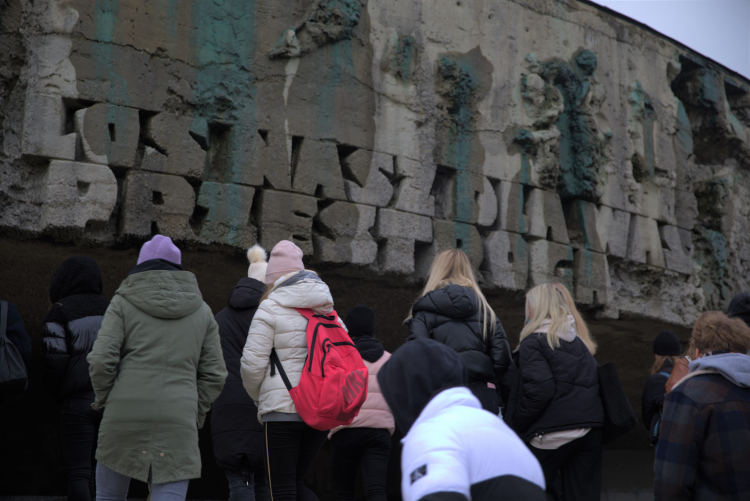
[[270, 348, 293, 391], [0, 300, 7, 339], [294, 308, 337, 322]]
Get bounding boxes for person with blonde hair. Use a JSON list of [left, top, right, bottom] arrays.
[[507, 283, 604, 501], [406, 249, 512, 414], [654, 311, 750, 500]]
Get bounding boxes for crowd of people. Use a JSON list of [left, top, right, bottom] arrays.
[[1, 234, 749, 501]]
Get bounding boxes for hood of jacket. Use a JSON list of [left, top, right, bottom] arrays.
[[534, 315, 578, 343], [227, 277, 265, 310], [127, 258, 183, 275], [410, 386, 481, 434], [689, 353, 750, 388], [116, 268, 203, 319], [411, 284, 479, 320], [377, 337, 467, 435], [49, 256, 103, 303], [268, 271, 334, 311], [354, 335, 385, 363]]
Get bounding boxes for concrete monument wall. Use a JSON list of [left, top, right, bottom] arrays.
[[2, 0, 750, 326]]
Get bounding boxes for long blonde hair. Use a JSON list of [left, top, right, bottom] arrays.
[[518, 283, 597, 354], [651, 355, 679, 375], [409, 249, 497, 340]]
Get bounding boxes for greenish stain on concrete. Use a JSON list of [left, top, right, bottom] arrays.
[[315, 40, 356, 138], [542, 50, 600, 201], [514, 128, 533, 186], [93, 0, 131, 106], [391, 35, 415, 83], [630, 81, 656, 180], [189, 0, 258, 246], [437, 55, 479, 243], [676, 100, 693, 155]]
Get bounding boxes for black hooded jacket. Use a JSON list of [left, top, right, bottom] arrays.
[[641, 357, 675, 436], [42, 256, 109, 400], [407, 285, 512, 385], [378, 339, 546, 501], [507, 331, 604, 441], [210, 277, 266, 471]]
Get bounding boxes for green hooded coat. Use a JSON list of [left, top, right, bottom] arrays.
[[87, 269, 227, 484]]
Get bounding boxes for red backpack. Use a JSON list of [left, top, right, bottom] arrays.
[[270, 308, 368, 431]]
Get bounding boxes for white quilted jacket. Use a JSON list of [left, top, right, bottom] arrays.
[[240, 271, 342, 421]]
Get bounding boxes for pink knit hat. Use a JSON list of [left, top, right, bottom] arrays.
[[137, 235, 181, 265], [265, 240, 304, 285]]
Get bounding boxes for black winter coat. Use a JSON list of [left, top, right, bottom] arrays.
[[42, 256, 109, 401], [4, 301, 31, 366], [406, 285, 512, 385], [641, 358, 674, 435], [211, 277, 266, 471], [510, 331, 604, 442]]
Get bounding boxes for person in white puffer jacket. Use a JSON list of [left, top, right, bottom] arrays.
[[240, 240, 344, 501], [378, 338, 546, 501]]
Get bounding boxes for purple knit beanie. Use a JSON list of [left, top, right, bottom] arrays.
[[137, 235, 181, 265]]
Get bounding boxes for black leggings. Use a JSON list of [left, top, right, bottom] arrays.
[[530, 428, 603, 501], [265, 421, 327, 501], [61, 394, 102, 501], [330, 428, 391, 501]]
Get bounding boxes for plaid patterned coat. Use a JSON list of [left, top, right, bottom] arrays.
[[654, 369, 750, 500]]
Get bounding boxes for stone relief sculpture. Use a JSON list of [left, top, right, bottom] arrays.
[[2, 0, 750, 327]]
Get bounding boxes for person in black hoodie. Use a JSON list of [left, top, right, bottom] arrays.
[[42, 256, 109, 501], [728, 292, 750, 328], [506, 282, 603, 501], [328, 305, 395, 501], [641, 330, 681, 445], [378, 338, 546, 501], [211, 245, 270, 501], [406, 249, 512, 414]]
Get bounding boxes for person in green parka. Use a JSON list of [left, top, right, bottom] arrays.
[[87, 235, 227, 500]]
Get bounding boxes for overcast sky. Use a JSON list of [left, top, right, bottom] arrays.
[[590, 0, 750, 79]]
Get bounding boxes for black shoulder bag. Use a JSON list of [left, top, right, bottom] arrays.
[[598, 361, 637, 445]]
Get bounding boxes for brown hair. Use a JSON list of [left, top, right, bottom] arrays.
[[651, 355, 680, 375], [691, 311, 750, 355]]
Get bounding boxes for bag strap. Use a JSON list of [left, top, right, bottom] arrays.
[[0, 300, 7, 339], [294, 307, 337, 322], [270, 348, 293, 392]]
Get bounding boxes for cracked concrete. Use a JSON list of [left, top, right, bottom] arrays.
[[2, 0, 750, 330]]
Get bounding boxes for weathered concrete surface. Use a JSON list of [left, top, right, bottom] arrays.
[[2, 1, 750, 325]]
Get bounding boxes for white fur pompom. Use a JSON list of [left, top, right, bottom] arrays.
[[247, 244, 267, 264]]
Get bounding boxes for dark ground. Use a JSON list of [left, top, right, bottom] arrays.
[[0, 236, 690, 498]]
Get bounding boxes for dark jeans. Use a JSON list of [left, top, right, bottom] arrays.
[[330, 428, 391, 501], [225, 463, 270, 501], [264, 421, 328, 501], [530, 428, 602, 501], [468, 382, 500, 415], [61, 394, 102, 501]]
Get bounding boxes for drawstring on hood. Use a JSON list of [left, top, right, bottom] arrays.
[[49, 256, 103, 303], [378, 338, 467, 434], [689, 353, 750, 388]]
